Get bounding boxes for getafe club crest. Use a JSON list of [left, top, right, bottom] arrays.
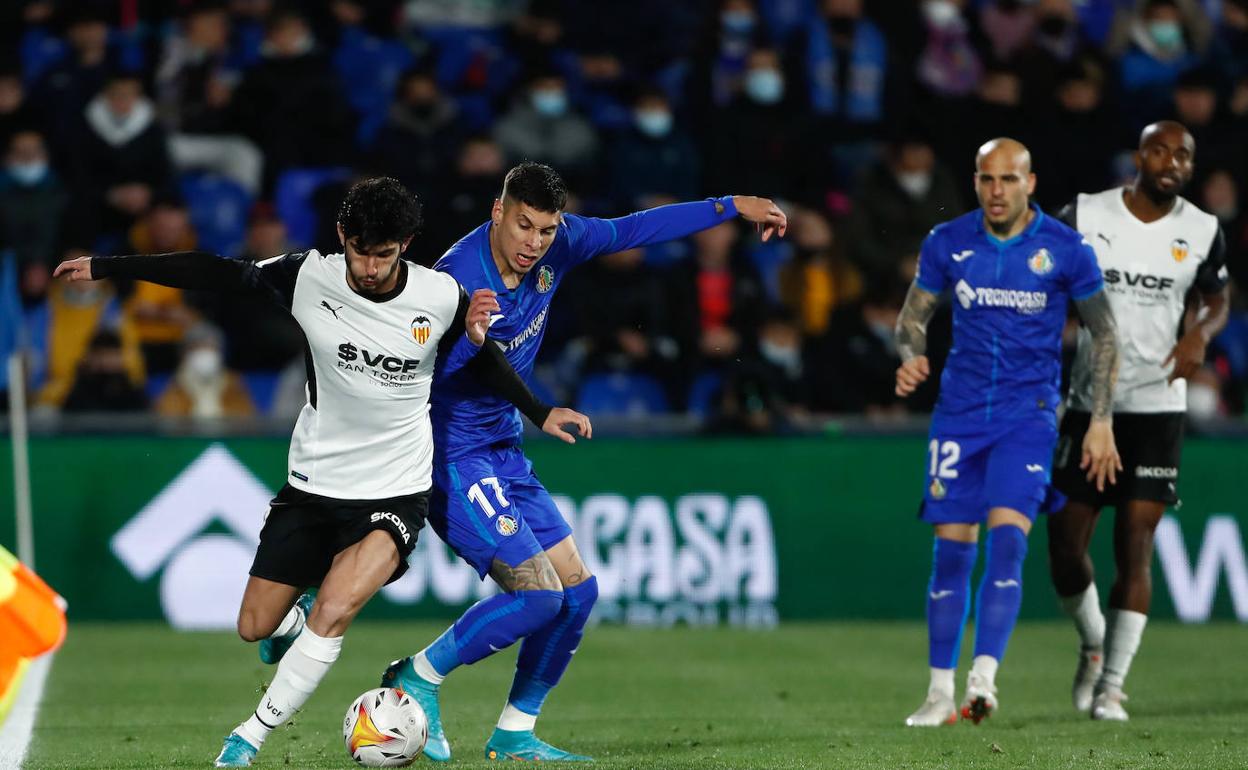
[[536, 265, 555, 293], [1027, 248, 1055, 276], [1171, 238, 1190, 263], [929, 478, 947, 500], [496, 514, 518, 536], [411, 315, 431, 345]]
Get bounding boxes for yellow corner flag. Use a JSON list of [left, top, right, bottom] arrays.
[[0, 546, 67, 724]]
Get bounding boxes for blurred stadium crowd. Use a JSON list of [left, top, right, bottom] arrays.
[[0, 0, 1246, 431]]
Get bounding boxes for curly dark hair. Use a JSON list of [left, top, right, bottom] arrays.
[[337, 177, 422, 250], [501, 162, 568, 213]]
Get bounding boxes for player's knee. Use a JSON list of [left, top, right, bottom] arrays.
[[521, 590, 565, 633], [989, 524, 1028, 561], [569, 574, 599, 613], [237, 611, 273, 643]]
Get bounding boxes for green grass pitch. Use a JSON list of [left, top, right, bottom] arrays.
[[21, 621, 1248, 769]]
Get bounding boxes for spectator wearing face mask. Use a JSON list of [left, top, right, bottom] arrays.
[[1170, 67, 1245, 184], [230, 8, 353, 193], [0, 129, 66, 276], [796, 0, 890, 133], [493, 70, 599, 190], [1032, 59, 1123, 211], [155, 322, 256, 419], [1211, 0, 1248, 83], [843, 132, 962, 285], [686, 0, 771, 130], [121, 198, 201, 373], [778, 207, 862, 337], [1014, 0, 1102, 111], [978, 0, 1039, 62], [62, 328, 148, 413], [608, 88, 700, 211], [1110, 0, 1213, 127], [915, 0, 982, 99], [706, 47, 808, 201], [369, 68, 462, 198]]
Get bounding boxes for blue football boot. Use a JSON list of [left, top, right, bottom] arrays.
[[213, 732, 258, 767], [484, 728, 592, 761], [381, 656, 451, 761], [259, 588, 316, 665]]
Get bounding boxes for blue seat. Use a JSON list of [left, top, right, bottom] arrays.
[[145, 372, 172, 401], [179, 173, 253, 256], [333, 29, 413, 146], [19, 28, 67, 86], [274, 167, 351, 249], [242, 371, 280, 414], [686, 371, 724, 418], [575, 372, 670, 417]]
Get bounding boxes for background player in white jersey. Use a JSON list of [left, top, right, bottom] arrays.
[[1048, 121, 1230, 722], [52, 177, 589, 767]]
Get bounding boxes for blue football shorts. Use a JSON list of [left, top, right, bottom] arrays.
[[919, 415, 1059, 525], [429, 443, 573, 578]]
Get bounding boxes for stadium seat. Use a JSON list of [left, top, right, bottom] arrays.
[[274, 168, 351, 249], [333, 28, 414, 146], [18, 27, 67, 86], [686, 371, 724, 418], [179, 173, 253, 256], [144, 372, 172, 402], [241, 371, 281, 414], [575, 372, 669, 417]]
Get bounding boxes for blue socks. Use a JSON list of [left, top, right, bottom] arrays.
[[424, 589, 565, 676], [973, 525, 1028, 662], [927, 538, 976, 669], [508, 577, 599, 715]]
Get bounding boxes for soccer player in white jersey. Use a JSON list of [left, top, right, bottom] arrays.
[[1048, 121, 1230, 721], [53, 177, 591, 767]]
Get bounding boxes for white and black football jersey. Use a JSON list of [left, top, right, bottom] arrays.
[[1061, 188, 1229, 413], [95, 250, 470, 499]]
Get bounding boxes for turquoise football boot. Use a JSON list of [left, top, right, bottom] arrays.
[[259, 588, 316, 665], [213, 733, 258, 767], [381, 656, 451, 761], [484, 728, 592, 761]]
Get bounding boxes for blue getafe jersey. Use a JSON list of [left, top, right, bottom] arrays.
[[916, 204, 1103, 424], [432, 197, 738, 460]]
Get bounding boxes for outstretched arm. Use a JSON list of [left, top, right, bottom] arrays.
[[571, 195, 787, 262], [893, 283, 940, 397], [53, 251, 304, 307], [1074, 289, 1122, 491]]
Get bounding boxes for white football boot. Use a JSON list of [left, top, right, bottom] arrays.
[[905, 691, 958, 727], [960, 671, 998, 724], [1073, 646, 1104, 712], [1091, 686, 1129, 721]]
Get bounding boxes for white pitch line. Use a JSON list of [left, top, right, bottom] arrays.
[[0, 655, 54, 770]]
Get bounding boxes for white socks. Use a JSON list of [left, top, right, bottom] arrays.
[[1101, 609, 1147, 691], [237, 628, 342, 748], [270, 604, 306, 639], [970, 655, 998, 685], [928, 667, 955, 700], [497, 702, 538, 732], [1059, 584, 1106, 650], [412, 650, 445, 685]]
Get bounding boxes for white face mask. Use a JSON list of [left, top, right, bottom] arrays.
[[896, 170, 933, 199], [759, 339, 802, 375], [1187, 382, 1220, 417], [922, 0, 962, 28], [185, 347, 223, 379]]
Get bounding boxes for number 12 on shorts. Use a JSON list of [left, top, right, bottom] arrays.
[[467, 477, 510, 518], [929, 440, 960, 479]]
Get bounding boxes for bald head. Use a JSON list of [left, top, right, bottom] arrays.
[[975, 137, 1032, 175], [974, 137, 1037, 237], [1139, 120, 1193, 153], [1134, 121, 1194, 201]]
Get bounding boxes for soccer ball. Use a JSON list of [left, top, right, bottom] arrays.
[[343, 687, 428, 767]]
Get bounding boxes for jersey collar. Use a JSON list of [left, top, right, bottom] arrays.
[[350, 259, 408, 303], [978, 202, 1045, 247]]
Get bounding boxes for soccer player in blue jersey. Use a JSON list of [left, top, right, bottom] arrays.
[[894, 138, 1121, 727], [379, 162, 787, 761]]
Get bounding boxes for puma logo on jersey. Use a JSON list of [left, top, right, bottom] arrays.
[[1096, 232, 1114, 248], [951, 249, 975, 262], [320, 300, 343, 319]]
